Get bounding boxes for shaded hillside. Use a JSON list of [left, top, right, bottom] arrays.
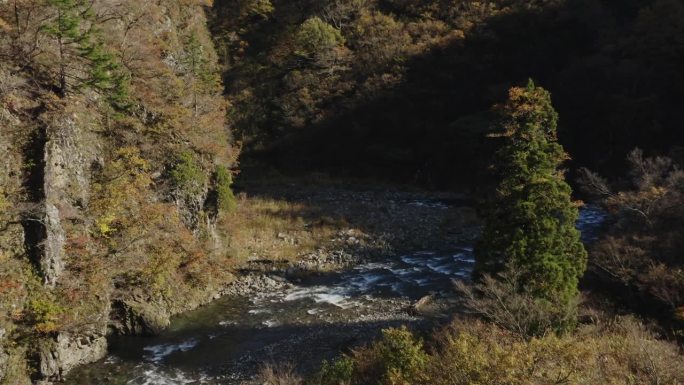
[[212, 0, 684, 187]]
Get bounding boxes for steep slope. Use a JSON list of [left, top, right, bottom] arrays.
[[0, 1, 238, 383], [212, 0, 684, 187]]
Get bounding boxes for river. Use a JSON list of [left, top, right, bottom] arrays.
[[64, 203, 606, 385]]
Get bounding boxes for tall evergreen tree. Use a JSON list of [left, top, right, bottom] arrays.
[[476, 80, 587, 304], [43, 0, 127, 103], [182, 32, 219, 116]]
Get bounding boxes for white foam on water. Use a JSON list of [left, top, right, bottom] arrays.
[[426, 260, 454, 275], [400, 255, 425, 265], [143, 339, 199, 363], [354, 262, 394, 271], [247, 308, 271, 315], [262, 319, 280, 328], [407, 200, 449, 209], [389, 266, 420, 277], [453, 270, 471, 278], [129, 365, 207, 385], [453, 253, 476, 263], [391, 281, 405, 294], [104, 355, 121, 365], [346, 272, 385, 292], [219, 320, 236, 327], [415, 251, 437, 256], [284, 286, 359, 309]]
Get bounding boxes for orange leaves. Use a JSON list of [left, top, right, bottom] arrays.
[[499, 82, 559, 141], [0, 278, 22, 296]]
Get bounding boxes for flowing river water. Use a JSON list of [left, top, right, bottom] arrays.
[[64, 203, 606, 385]]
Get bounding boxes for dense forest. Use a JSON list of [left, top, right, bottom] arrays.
[[212, 0, 684, 187], [0, 0, 683, 384]]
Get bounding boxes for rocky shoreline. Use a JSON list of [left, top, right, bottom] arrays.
[[45, 184, 477, 385]]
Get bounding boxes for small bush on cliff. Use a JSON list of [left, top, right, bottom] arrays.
[[91, 147, 152, 238], [26, 298, 64, 334], [378, 327, 428, 385], [169, 151, 207, 200], [215, 165, 237, 213]]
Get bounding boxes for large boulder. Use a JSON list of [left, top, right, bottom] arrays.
[[36, 331, 107, 384]]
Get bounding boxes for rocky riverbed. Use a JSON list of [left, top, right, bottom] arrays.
[[62, 184, 604, 385]]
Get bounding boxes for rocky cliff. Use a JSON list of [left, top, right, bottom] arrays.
[[0, 1, 238, 383]]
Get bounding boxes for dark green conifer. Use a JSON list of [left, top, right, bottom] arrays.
[[43, 0, 128, 104], [182, 32, 219, 115], [476, 80, 587, 305]]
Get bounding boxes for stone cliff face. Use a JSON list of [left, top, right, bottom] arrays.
[[1, 98, 110, 384], [0, 0, 238, 383], [41, 107, 100, 288], [0, 99, 35, 385], [34, 106, 108, 384], [36, 325, 109, 385]]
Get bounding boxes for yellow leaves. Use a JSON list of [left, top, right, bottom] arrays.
[[244, 0, 274, 19], [352, 10, 411, 67], [605, 186, 668, 222], [26, 298, 65, 335], [675, 306, 684, 321], [113, 146, 151, 174], [323, 307, 677, 385], [0, 16, 10, 32], [90, 147, 152, 240], [418, 318, 684, 385], [499, 83, 559, 141], [88, 145, 211, 297], [95, 213, 117, 237]]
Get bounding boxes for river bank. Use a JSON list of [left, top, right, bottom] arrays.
[[63, 182, 479, 384]]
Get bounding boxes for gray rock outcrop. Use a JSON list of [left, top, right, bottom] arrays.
[[41, 108, 99, 287], [37, 332, 108, 384]]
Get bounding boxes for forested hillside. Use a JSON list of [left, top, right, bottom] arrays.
[[1, 0, 683, 384], [0, 1, 237, 383], [212, 0, 684, 187]]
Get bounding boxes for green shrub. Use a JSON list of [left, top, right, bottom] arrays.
[[26, 298, 64, 334], [0, 188, 9, 223], [169, 151, 207, 198], [317, 356, 354, 385], [215, 165, 237, 213], [311, 318, 684, 385], [296, 17, 345, 57], [378, 327, 428, 385], [245, 0, 274, 18]]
